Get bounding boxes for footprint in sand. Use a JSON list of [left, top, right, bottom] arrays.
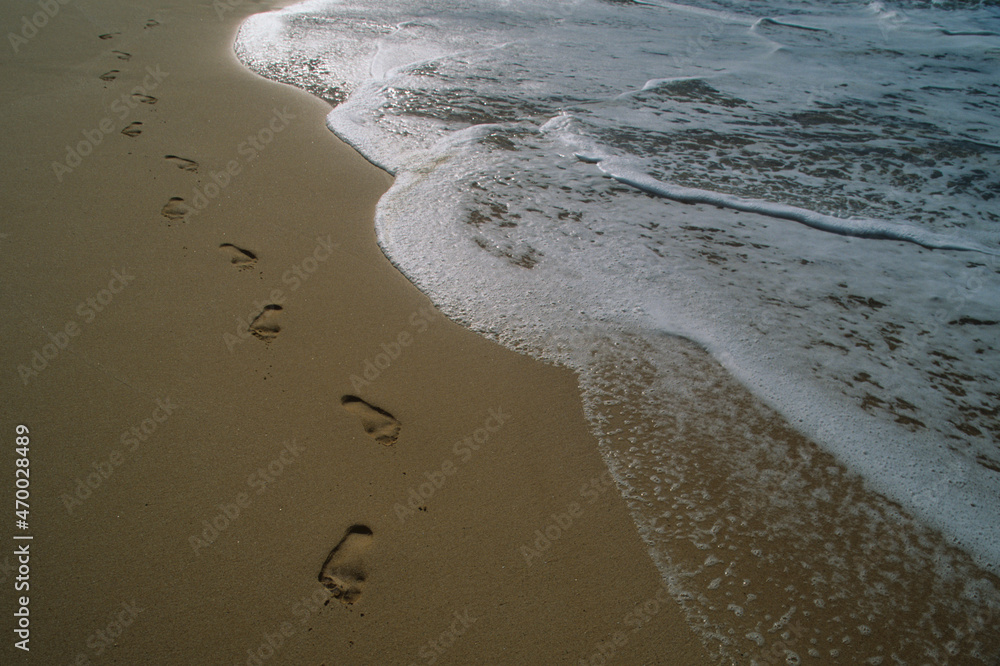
[[165, 155, 198, 172], [341, 396, 401, 446], [249, 304, 282, 341], [99, 33, 120, 40], [161, 197, 187, 221], [99, 70, 119, 82], [219, 243, 257, 269], [144, 19, 160, 29], [121, 122, 143, 137], [319, 525, 373, 605], [112, 50, 131, 61], [132, 93, 157, 105]]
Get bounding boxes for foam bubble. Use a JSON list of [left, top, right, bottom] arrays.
[[235, 0, 1000, 661]]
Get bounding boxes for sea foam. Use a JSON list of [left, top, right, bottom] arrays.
[[236, 0, 1000, 660]]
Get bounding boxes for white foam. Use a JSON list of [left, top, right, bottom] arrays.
[[234, 0, 1000, 657], [588, 155, 999, 254], [235, 0, 1000, 567]]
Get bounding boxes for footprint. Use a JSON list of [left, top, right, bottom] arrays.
[[112, 50, 131, 61], [121, 122, 143, 137], [319, 525, 373, 605], [99, 70, 119, 82], [132, 93, 157, 105], [341, 396, 401, 446], [164, 155, 198, 172], [144, 19, 160, 29], [99, 33, 120, 40], [161, 197, 188, 221], [219, 243, 257, 269], [249, 304, 282, 341]]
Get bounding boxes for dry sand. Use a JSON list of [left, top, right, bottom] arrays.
[[1, 1, 710, 663]]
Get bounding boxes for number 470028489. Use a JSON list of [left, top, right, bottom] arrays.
[[15, 425, 30, 528]]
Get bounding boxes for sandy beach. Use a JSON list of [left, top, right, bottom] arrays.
[[0, 1, 709, 663], [2, 1, 999, 665]]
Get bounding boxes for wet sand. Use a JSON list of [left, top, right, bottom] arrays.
[[0, 1, 709, 663], [2, 1, 998, 665]]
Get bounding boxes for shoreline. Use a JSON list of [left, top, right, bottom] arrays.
[[234, 1, 1000, 661], [238, 0, 1000, 580], [1, 1, 710, 663], [2, 0, 998, 664]]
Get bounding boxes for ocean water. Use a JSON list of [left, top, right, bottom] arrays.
[[236, 0, 1000, 661]]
